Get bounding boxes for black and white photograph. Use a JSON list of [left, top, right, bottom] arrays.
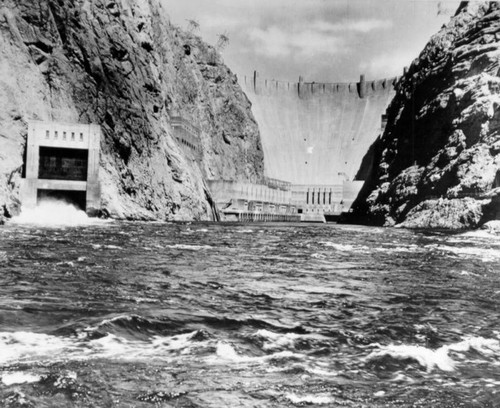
[[1, 0, 500, 406]]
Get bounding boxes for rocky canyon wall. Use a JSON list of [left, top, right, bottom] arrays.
[[0, 0, 263, 222], [351, 1, 500, 229]]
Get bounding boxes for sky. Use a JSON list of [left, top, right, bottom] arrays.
[[163, 0, 462, 83]]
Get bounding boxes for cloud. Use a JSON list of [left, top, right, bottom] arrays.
[[246, 17, 391, 60], [315, 19, 393, 33], [359, 50, 417, 78], [211, 0, 326, 10], [248, 26, 345, 58], [342, 19, 393, 33]]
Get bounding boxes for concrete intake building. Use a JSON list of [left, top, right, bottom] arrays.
[[20, 121, 101, 214]]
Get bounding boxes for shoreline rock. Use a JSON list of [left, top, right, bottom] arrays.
[[351, 2, 500, 230]]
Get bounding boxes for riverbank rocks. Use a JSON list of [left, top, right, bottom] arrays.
[[351, 1, 500, 229], [0, 0, 263, 221]]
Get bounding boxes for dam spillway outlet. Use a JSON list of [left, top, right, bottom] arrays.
[[37, 190, 87, 211], [20, 121, 101, 215]]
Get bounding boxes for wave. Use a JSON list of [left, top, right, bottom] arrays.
[[365, 336, 500, 372], [81, 314, 186, 339], [311, 253, 327, 259], [10, 200, 108, 227], [255, 329, 301, 350], [319, 241, 421, 254], [1, 372, 42, 386], [285, 393, 335, 405], [319, 242, 361, 251], [318, 239, 500, 261], [266, 363, 338, 378], [164, 244, 213, 250], [254, 329, 331, 351], [212, 342, 304, 364], [427, 244, 500, 262], [0, 329, 208, 366], [457, 230, 500, 240], [198, 315, 308, 334]]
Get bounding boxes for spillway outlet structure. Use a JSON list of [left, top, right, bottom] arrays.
[[20, 120, 101, 215]]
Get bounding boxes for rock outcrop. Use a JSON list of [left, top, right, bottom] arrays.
[[351, 1, 500, 229], [0, 0, 263, 222]]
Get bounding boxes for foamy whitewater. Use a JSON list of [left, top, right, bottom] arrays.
[[1, 222, 499, 407], [10, 200, 107, 227]]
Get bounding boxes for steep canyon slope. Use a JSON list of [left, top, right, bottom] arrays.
[[352, 1, 500, 229], [0, 0, 263, 222]]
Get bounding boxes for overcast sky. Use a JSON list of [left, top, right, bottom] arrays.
[[163, 0, 462, 83]]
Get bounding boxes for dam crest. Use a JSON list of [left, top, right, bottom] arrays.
[[244, 71, 401, 99]]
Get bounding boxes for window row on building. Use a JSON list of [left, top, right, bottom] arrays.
[[176, 136, 198, 152], [306, 190, 334, 205], [228, 198, 296, 214], [45, 130, 84, 142], [303, 205, 343, 214]]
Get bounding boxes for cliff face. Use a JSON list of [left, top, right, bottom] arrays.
[[0, 0, 263, 222], [352, 1, 500, 229]]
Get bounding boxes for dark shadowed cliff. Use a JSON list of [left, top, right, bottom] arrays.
[[351, 1, 500, 229], [0, 0, 263, 222]]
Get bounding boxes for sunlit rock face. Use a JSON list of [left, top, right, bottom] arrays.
[[352, 1, 500, 229], [0, 0, 263, 222]]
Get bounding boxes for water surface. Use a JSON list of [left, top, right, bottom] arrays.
[[1, 221, 499, 407]]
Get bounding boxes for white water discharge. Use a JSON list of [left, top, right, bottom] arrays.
[[11, 200, 104, 227], [0, 330, 208, 365], [366, 336, 500, 373], [1, 372, 42, 386]]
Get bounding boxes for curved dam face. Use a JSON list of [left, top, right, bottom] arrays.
[[240, 73, 398, 186]]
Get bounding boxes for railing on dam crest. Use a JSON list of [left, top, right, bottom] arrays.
[[242, 71, 402, 99]]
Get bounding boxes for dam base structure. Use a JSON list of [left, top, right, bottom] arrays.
[[207, 178, 300, 222], [238, 71, 399, 222], [20, 121, 101, 215]]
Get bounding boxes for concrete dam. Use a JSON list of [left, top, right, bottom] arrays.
[[212, 71, 399, 221], [240, 72, 398, 186]]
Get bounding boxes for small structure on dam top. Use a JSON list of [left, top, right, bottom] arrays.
[[20, 121, 101, 214]]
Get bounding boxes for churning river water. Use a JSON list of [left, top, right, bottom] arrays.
[[1, 210, 500, 407]]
